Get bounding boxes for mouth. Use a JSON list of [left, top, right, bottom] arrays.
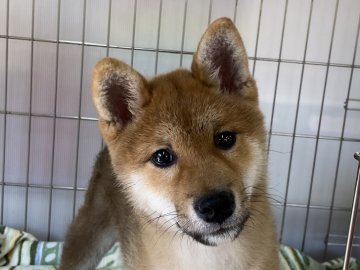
[[177, 212, 250, 246]]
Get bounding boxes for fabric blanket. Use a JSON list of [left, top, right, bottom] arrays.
[[0, 225, 359, 270]]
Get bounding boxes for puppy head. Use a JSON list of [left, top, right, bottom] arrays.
[[92, 18, 267, 246]]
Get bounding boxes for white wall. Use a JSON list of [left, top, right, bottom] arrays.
[[0, 0, 359, 261]]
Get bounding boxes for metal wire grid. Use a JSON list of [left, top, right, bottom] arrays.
[[0, 0, 359, 261]]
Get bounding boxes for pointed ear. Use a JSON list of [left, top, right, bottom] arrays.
[[192, 18, 256, 99], [92, 58, 148, 138]]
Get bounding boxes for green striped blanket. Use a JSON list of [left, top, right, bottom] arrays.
[[0, 225, 359, 270]]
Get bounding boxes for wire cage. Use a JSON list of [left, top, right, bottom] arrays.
[[0, 0, 360, 263]]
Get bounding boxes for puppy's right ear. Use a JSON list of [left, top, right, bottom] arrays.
[[92, 58, 148, 141]]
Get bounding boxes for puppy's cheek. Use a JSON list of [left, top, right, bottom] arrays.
[[242, 140, 265, 192], [127, 172, 176, 220]]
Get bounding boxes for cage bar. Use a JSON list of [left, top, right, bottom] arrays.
[[24, 0, 36, 232], [47, 0, 61, 241], [0, 0, 10, 225], [343, 152, 360, 270]]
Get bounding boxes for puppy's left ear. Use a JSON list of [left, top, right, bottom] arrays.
[[192, 17, 256, 100]]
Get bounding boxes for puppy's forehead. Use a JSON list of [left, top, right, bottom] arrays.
[[148, 70, 224, 130], [151, 69, 210, 99]]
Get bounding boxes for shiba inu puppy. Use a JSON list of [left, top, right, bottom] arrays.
[[59, 17, 279, 270]]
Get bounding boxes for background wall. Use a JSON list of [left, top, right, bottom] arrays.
[[0, 0, 359, 261]]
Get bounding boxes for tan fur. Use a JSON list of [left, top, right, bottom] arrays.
[[60, 17, 279, 270]]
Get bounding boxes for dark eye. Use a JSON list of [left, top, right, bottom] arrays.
[[151, 149, 176, 168], [215, 131, 236, 150]]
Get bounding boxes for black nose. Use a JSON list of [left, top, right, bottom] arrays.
[[194, 191, 235, 224]]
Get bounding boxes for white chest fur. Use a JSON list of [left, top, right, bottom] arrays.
[[140, 228, 249, 270]]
